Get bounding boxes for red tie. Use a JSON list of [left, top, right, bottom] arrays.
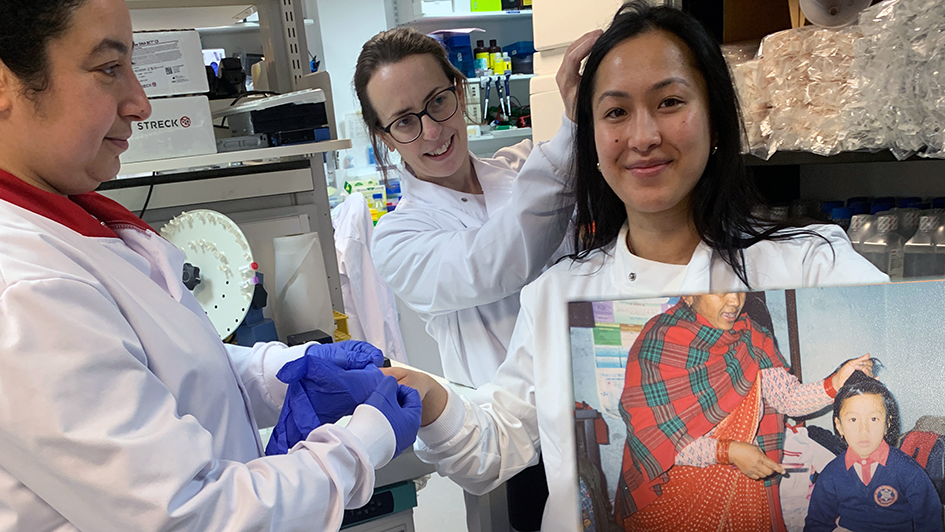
[[859, 458, 875, 485]]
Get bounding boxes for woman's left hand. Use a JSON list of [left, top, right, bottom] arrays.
[[831, 353, 873, 390], [729, 441, 786, 480]]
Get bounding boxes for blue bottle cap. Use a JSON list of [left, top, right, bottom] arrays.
[[848, 201, 871, 215], [897, 197, 922, 208], [821, 201, 844, 214], [830, 207, 853, 221]]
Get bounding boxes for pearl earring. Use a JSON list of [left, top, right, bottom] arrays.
[[596, 162, 601, 172], [711, 145, 718, 155]]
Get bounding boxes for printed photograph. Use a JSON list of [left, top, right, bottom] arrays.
[[569, 281, 945, 532]]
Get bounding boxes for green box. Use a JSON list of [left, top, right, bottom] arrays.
[[471, 0, 502, 11]]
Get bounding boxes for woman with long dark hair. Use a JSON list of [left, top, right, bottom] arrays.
[[383, 3, 887, 531]]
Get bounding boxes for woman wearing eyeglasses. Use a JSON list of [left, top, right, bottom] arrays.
[[354, 28, 595, 390]]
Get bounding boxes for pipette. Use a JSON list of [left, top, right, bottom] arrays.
[[482, 76, 492, 124], [504, 72, 512, 123], [496, 76, 506, 121]]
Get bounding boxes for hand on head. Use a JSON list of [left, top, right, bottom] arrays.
[[832, 353, 873, 391], [557, 29, 602, 122]]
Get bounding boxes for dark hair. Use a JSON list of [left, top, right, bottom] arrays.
[[354, 27, 467, 178], [572, 1, 824, 288], [833, 370, 901, 447], [0, 0, 87, 97]]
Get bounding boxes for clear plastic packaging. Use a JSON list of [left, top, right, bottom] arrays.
[[753, 26, 863, 158], [727, 1, 945, 159], [853, 0, 945, 159]]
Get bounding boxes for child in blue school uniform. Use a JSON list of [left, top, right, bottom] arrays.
[[805, 371, 943, 532]]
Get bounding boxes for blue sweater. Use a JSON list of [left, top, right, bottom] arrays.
[[805, 446, 943, 532]]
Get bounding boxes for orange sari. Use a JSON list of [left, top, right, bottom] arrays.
[[621, 378, 776, 532]]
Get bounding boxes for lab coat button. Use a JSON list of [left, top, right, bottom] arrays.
[[461, 197, 468, 202], [628, 272, 637, 281]]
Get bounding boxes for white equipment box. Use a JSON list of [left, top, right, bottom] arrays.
[[132, 30, 209, 98], [121, 95, 217, 164]]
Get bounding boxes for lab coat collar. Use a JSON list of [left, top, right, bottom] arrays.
[[0, 168, 154, 238], [610, 222, 714, 295], [399, 152, 509, 217]]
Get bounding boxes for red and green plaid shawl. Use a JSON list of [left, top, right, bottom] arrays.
[[614, 300, 787, 517]]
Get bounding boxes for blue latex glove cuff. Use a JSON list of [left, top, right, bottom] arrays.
[[304, 340, 383, 370], [365, 376, 422, 457]]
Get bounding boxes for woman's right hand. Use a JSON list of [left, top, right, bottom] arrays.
[[556, 29, 603, 122], [381, 366, 449, 427], [728, 441, 786, 480]]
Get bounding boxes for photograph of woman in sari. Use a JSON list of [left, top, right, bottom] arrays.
[[614, 293, 869, 532]]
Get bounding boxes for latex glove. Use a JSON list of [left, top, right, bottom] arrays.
[[265, 379, 322, 455], [304, 340, 383, 370], [364, 376, 422, 457], [278, 355, 385, 425]]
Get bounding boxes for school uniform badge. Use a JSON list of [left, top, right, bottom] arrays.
[[873, 485, 898, 507]]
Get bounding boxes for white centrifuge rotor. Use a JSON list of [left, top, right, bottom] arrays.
[[160, 209, 260, 339]]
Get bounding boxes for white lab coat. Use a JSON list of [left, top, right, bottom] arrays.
[[371, 118, 575, 388], [333, 191, 408, 363], [414, 221, 889, 531], [0, 171, 396, 532]]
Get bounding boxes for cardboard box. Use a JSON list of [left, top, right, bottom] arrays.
[[684, 0, 793, 44], [132, 31, 209, 97], [397, 0, 453, 20], [120, 95, 217, 164]]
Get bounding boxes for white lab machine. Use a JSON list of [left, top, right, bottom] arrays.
[[160, 209, 259, 339]]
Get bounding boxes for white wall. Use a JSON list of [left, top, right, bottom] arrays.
[[303, 0, 392, 137]]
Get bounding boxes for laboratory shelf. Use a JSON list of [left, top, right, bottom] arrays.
[[117, 138, 352, 176], [467, 73, 534, 84], [468, 127, 532, 157], [745, 150, 923, 166]]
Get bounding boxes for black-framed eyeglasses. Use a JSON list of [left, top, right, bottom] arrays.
[[380, 86, 459, 144]]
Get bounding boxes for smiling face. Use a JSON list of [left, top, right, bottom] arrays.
[[366, 53, 470, 187], [591, 30, 712, 225], [835, 393, 888, 459], [683, 292, 745, 330], [0, 0, 150, 196]]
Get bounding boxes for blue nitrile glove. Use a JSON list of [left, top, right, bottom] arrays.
[[304, 340, 384, 370], [278, 355, 385, 425], [265, 378, 322, 455], [364, 376, 422, 457]]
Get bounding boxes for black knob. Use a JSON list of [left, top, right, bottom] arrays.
[[182, 262, 201, 291]]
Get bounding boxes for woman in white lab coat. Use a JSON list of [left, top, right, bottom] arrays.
[[0, 1, 418, 530], [354, 28, 593, 390], [383, 3, 890, 531]]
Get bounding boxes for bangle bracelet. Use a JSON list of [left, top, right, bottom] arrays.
[[824, 375, 838, 398], [716, 439, 732, 465]]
